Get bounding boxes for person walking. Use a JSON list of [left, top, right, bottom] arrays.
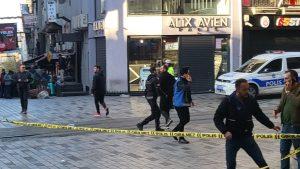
[[137, 67, 164, 131], [273, 69, 300, 169], [214, 78, 280, 169], [91, 65, 109, 117], [172, 67, 193, 144], [159, 65, 175, 127], [0, 69, 6, 98], [13, 64, 32, 114], [58, 54, 66, 82], [4, 70, 13, 99]]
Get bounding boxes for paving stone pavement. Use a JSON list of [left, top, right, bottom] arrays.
[[0, 94, 295, 168]]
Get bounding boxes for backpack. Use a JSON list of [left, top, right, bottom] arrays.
[[173, 78, 185, 107]]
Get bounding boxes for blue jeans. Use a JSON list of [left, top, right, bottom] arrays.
[[281, 124, 300, 169], [226, 136, 268, 169]]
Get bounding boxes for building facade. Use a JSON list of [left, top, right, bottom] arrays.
[[242, 0, 300, 62], [99, 0, 242, 93]]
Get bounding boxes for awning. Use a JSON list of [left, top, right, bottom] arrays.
[[23, 54, 45, 65], [43, 22, 62, 33]]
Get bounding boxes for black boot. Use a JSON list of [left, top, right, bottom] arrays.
[[178, 138, 189, 144], [156, 128, 164, 131], [137, 123, 143, 131]]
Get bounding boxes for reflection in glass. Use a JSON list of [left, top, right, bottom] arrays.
[[236, 59, 267, 73], [128, 0, 230, 15]]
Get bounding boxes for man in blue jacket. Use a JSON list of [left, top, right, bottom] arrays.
[[172, 67, 194, 144], [214, 78, 280, 169]]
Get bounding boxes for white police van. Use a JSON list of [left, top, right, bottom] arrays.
[[215, 51, 300, 97]]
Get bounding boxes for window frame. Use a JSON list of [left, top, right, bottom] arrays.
[[287, 57, 300, 70]]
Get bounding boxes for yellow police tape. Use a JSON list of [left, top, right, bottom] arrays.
[[9, 120, 300, 140], [8, 120, 300, 164]]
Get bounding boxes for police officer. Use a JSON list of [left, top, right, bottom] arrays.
[[137, 67, 164, 131], [214, 78, 280, 169], [164, 60, 175, 77], [13, 64, 32, 114]]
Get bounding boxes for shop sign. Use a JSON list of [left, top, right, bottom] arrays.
[[93, 20, 104, 31], [260, 16, 270, 28], [164, 16, 230, 35], [276, 17, 300, 27], [169, 16, 230, 29], [165, 42, 178, 51], [47, 0, 57, 23], [93, 20, 105, 37]]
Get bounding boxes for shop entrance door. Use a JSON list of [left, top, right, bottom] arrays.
[[179, 36, 215, 93]]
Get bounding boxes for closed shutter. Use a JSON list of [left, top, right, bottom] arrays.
[[179, 36, 215, 93], [96, 37, 106, 76]]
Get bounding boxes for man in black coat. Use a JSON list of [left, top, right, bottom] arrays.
[[91, 65, 109, 117], [13, 64, 32, 114], [159, 65, 175, 127], [137, 67, 164, 131], [214, 78, 280, 169]]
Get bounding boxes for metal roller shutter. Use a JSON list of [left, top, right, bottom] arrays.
[[179, 36, 215, 93], [96, 37, 106, 76]]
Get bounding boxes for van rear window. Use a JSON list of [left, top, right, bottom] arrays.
[[287, 57, 300, 70]]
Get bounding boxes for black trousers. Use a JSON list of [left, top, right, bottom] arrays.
[[0, 84, 4, 98], [160, 96, 172, 123], [173, 106, 190, 139], [226, 136, 268, 169], [94, 94, 106, 113], [141, 98, 161, 130], [18, 87, 29, 111], [4, 85, 12, 98]]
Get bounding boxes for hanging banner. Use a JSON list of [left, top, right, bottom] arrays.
[[0, 23, 18, 52]]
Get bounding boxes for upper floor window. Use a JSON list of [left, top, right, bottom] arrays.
[[128, 0, 230, 15]]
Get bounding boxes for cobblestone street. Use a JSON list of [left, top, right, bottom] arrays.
[[0, 94, 289, 168]]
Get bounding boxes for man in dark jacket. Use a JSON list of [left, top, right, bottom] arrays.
[[214, 78, 280, 169], [159, 65, 176, 127], [172, 67, 193, 144], [137, 67, 164, 131], [92, 65, 109, 117], [13, 64, 32, 114]]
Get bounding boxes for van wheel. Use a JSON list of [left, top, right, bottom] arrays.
[[249, 84, 258, 97]]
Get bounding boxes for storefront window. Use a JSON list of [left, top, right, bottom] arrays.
[[128, 0, 230, 15], [214, 37, 230, 78], [128, 37, 162, 92], [128, 0, 163, 14], [128, 36, 179, 92], [163, 0, 230, 15]]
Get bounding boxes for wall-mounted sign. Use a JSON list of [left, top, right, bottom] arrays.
[[260, 16, 270, 28], [165, 42, 178, 51], [276, 17, 300, 27], [169, 17, 229, 28], [93, 20, 105, 37], [23, 15, 37, 28], [93, 20, 104, 31], [163, 16, 231, 35], [47, 0, 57, 23], [244, 15, 300, 30]]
